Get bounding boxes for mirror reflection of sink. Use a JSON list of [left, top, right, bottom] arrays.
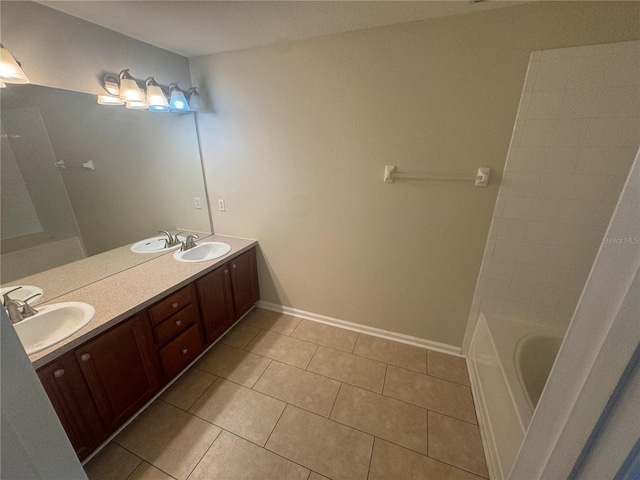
[[173, 242, 232, 263], [13, 302, 95, 355], [1, 285, 44, 306], [130, 235, 186, 254]]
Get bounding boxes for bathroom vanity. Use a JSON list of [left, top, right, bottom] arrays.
[[27, 235, 259, 460]]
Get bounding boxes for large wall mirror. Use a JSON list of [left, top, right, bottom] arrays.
[[1, 84, 212, 296]]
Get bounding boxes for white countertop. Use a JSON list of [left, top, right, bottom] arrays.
[[27, 234, 258, 368]]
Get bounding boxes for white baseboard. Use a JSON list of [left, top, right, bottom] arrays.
[[256, 300, 463, 357]]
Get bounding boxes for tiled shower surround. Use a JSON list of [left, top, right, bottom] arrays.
[[470, 40, 640, 329]]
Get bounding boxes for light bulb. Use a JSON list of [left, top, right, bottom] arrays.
[[119, 69, 145, 102], [169, 83, 190, 111]]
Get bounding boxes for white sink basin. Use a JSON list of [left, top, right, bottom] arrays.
[[130, 234, 186, 254], [13, 302, 95, 355], [1, 285, 43, 306], [173, 242, 232, 263]]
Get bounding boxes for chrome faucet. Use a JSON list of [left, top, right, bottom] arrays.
[[159, 230, 182, 248], [180, 234, 199, 251], [3, 287, 39, 324]]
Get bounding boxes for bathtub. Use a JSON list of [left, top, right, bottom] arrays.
[[467, 314, 564, 479]]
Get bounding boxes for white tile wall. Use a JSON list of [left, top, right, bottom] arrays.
[[471, 40, 640, 330]]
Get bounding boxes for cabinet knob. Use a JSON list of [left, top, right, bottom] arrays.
[[53, 369, 65, 378], [171, 302, 179, 309], [224, 269, 229, 274], [80, 353, 91, 362], [181, 348, 188, 355], [232, 264, 237, 269], [175, 320, 182, 326]]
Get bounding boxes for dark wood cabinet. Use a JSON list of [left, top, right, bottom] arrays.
[[197, 263, 235, 342], [36, 245, 259, 462], [75, 315, 158, 434], [37, 351, 105, 459], [158, 324, 204, 378], [230, 248, 260, 320], [197, 247, 259, 343]]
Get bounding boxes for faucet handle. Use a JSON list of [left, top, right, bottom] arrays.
[[2, 286, 22, 306]]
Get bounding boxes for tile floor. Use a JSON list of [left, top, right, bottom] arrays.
[[84, 308, 489, 480]]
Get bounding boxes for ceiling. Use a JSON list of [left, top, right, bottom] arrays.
[[37, 1, 523, 58]]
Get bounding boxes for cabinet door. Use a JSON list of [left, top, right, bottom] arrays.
[[197, 263, 234, 343], [37, 351, 105, 460], [230, 248, 260, 319], [75, 315, 158, 433]]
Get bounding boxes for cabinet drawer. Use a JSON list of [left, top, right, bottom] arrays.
[[158, 325, 204, 379], [153, 304, 196, 344], [149, 287, 193, 326]]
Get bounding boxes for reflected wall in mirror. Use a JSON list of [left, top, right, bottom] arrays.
[[1, 84, 212, 285]]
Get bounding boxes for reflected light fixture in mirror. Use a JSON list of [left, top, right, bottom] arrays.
[[119, 69, 145, 102], [0, 44, 29, 84], [169, 83, 189, 111]]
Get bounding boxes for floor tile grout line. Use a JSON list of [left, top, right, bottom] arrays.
[[424, 408, 479, 427], [115, 448, 143, 480], [183, 427, 223, 480], [110, 442, 176, 480], [366, 437, 376, 480], [327, 382, 343, 419], [385, 363, 473, 391], [250, 358, 273, 389], [425, 449, 490, 479], [372, 433, 488, 479], [382, 364, 389, 394], [304, 343, 320, 370], [160, 374, 219, 414], [221, 426, 316, 475], [262, 401, 288, 448], [352, 333, 360, 354]]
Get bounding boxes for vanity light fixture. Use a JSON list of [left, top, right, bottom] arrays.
[[95, 70, 199, 113], [169, 83, 189, 111], [119, 69, 145, 102], [0, 81, 6, 88], [145, 77, 170, 111], [0, 44, 30, 84], [187, 87, 203, 111]]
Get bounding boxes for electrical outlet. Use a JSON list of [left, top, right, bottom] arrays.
[[218, 199, 226, 212], [194, 197, 202, 209]]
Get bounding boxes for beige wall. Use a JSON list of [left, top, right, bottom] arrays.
[[190, 1, 640, 347], [0, 1, 191, 95]]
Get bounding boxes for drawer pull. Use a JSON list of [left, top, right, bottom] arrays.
[[175, 320, 182, 326], [80, 353, 91, 362], [54, 369, 65, 378], [181, 348, 188, 355], [232, 264, 237, 269], [171, 302, 179, 309]]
